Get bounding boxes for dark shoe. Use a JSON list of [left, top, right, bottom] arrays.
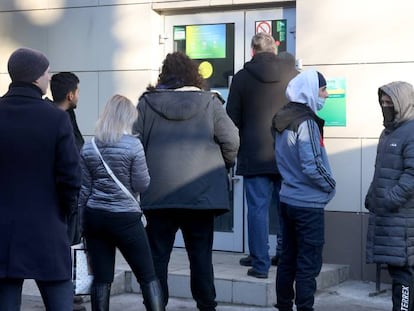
[[247, 268, 268, 279], [239, 255, 252, 266], [91, 283, 111, 311], [141, 279, 165, 311], [73, 303, 87, 311], [271, 254, 280, 266]]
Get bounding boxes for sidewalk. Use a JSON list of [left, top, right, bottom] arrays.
[[21, 248, 392, 310], [22, 280, 392, 311]]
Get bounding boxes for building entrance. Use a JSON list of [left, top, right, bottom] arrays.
[[164, 7, 296, 252]]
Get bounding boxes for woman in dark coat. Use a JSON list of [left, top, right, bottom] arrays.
[[0, 47, 81, 310], [134, 52, 239, 311]]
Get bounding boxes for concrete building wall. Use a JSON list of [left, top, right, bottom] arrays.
[[1, 0, 412, 281], [0, 1, 164, 136]]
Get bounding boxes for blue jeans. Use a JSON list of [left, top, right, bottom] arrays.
[[0, 278, 73, 311], [245, 175, 282, 273], [276, 203, 324, 311]]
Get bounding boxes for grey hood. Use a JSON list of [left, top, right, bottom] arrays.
[[379, 81, 414, 128], [285, 69, 320, 113], [140, 87, 211, 121]]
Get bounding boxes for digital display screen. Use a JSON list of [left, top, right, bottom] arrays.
[[185, 24, 226, 59], [173, 23, 234, 88]]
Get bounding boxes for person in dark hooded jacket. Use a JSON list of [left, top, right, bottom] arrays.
[[365, 81, 414, 311], [134, 52, 239, 311], [226, 33, 298, 278]]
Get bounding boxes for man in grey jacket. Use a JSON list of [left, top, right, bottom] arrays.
[[365, 81, 414, 311], [273, 70, 335, 311]]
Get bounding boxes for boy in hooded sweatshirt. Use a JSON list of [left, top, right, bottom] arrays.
[[365, 81, 414, 311], [272, 69, 336, 311]]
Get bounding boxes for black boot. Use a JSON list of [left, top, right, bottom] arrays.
[[91, 283, 111, 311], [141, 279, 165, 311]]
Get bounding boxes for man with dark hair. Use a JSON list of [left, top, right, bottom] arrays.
[[226, 33, 298, 279], [0, 48, 81, 310], [50, 72, 86, 311], [51, 72, 84, 151]]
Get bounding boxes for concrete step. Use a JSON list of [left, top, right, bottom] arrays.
[[23, 248, 349, 307], [123, 249, 349, 307]]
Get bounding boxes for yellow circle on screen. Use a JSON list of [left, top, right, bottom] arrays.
[[199, 61, 213, 79]]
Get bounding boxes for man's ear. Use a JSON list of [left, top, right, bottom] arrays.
[[32, 78, 40, 87], [67, 91, 74, 101]]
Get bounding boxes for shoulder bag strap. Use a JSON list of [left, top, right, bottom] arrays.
[[91, 138, 142, 212]]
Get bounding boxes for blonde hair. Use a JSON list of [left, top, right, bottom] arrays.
[[251, 32, 276, 54], [95, 94, 138, 143]]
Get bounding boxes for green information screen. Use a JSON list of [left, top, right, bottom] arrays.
[[318, 78, 347, 127]]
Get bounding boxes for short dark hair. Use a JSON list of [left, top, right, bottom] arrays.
[[50, 72, 79, 103]]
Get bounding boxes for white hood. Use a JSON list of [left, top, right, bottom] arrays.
[[285, 69, 320, 113]]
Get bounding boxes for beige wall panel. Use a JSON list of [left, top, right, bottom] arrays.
[[48, 0, 98, 8], [94, 4, 163, 71], [152, 0, 209, 10], [209, 0, 233, 5], [98, 70, 159, 112], [324, 138, 361, 212], [303, 63, 414, 138], [234, 0, 289, 3], [0, 0, 48, 11], [297, 0, 414, 65], [47, 8, 101, 71], [99, 0, 151, 4], [0, 73, 10, 96], [361, 138, 378, 212], [72, 72, 100, 136], [48, 0, 100, 9], [0, 11, 50, 68], [47, 4, 162, 72]]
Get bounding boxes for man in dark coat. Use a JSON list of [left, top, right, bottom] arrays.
[[226, 33, 298, 278], [50, 71, 85, 311], [50, 72, 84, 245], [0, 47, 81, 310], [365, 81, 414, 311]]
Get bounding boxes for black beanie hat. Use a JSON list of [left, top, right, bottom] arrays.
[[317, 71, 327, 88], [7, 47, 49, 83]]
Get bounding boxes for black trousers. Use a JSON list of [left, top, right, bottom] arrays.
[[145, 209, 217, 311], [84, 208, 157, 287], [389, 265, 414, 311], [0, 278, 73, 311]]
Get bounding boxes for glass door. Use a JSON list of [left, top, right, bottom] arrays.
[[165, 11, 245, 252]]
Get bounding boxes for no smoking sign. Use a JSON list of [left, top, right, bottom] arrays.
[[255, 21, 272, 35]]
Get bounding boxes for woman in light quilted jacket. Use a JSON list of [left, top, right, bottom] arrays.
[[79, 95, 164, 311]]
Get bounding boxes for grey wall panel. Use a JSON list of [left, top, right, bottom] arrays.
[[325, 138, 361, 212], [324, 211, 391, 283]]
